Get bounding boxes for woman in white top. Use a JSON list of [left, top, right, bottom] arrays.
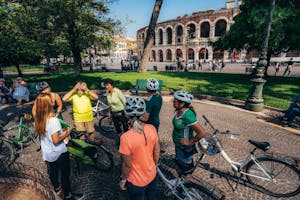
[[34, 93, 82, 200]]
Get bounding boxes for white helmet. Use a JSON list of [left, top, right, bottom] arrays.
[[146, 78, 159, 91], [125, 96, 146, 117], [36, 81, 49, 91], [174, 90, 193, 104]]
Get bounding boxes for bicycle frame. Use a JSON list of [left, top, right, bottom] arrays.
[[92, 100, 109, 116], [6, 117, 33, 145], [157, 166, 197, 200]]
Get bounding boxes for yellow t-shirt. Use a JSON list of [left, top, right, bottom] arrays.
[[69, 94, 93, 122]]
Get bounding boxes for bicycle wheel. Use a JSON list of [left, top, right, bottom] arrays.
[[93, 145, 113, 171], [183, 181, 225, 200], [99, 116, 115, 133], [244, 156, 300, 197], [0, 138, 15, 172]]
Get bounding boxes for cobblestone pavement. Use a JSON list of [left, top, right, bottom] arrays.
[[1, 95, 299, 200]]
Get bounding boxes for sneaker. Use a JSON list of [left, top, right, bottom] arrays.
[[64, 193, 84, 200]]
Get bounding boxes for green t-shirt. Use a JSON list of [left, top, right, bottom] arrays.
[[172, 109, 197, 147], [106, 88, 126, 112], [146, 94, 162, 129]]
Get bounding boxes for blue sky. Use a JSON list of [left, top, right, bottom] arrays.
[[109, 0, 227, 38]]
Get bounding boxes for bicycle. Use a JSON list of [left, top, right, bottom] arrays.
[[66, 128, 113, 172], [0, 121, 15, 172], [157, 152, 225, 200], [197, 115, 300, 198], [92, 97, 115, 133], [3, 113, 38, 149]]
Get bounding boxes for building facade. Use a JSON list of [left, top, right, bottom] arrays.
[[137, 0, 244, 63]]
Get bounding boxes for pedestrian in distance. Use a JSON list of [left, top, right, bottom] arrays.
[[283, 58, 294, 76], [119, 96, 160, 200]]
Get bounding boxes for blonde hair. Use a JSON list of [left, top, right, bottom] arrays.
[[34, 93, 54, 136]]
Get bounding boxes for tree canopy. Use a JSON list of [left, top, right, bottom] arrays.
[[0, 0, 121, 77], [213, 0, 300, 57]]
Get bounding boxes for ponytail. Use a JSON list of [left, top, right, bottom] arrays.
[[131, 119, 148, 146]]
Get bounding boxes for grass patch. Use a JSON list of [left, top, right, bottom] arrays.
[[14, 71, 300, 109]]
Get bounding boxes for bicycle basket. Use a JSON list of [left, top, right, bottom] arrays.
[[198, 136, 221, 156]]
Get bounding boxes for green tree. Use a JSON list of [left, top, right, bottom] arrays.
[[0, 1, 42, 76], [213, 0, 300, 71], [54, 0, 120, 78]]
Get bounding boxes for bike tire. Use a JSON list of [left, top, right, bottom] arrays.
[[183, 181, 225, 200], [244, 156, 300, 197], [93, 145, 113, 171], [0, 138, 15, 172], [99, 116, 115, 133]]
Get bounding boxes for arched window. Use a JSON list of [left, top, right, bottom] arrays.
[[213, 49, 224, 59], [188, 48, 195, 61], [176, 25, 183, 43], [200, 22, 210, 38], [158, 29, 163, 45], [199, 48, 208, 59], [153, 34, 156, 45], [158, 49, 163, 62], [215, 20, 227, 37], [151, 50, 156, 62], [166, 49, 172, 61], [176, 49, 183, 58], [166, 27, 172, 44], [187, 24, 196, 39]]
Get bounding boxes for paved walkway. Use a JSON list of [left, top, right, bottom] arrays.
[[0, 95, 299, 200]]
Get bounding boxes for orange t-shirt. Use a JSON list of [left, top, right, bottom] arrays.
[[119, 124, 158, 187]]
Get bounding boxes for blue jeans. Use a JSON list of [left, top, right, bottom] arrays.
[[126, 176, 157, 200]]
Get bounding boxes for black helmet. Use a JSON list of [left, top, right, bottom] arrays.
[[36, 81, 49, 91]]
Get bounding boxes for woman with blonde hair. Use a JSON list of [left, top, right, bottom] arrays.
[[34, 93, 83, 200]]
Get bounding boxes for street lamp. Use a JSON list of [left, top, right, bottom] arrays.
[[245, 0, 275, 112], [185, 26, 190, 72]]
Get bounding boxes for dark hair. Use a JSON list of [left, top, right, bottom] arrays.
[[104, 78, 114, 87], [180, 101, 196, 116]]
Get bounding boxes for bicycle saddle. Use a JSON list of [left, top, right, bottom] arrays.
[[248, 139, 270, 151]]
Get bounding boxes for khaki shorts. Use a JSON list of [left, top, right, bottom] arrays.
[[74, 121, 95, 133]]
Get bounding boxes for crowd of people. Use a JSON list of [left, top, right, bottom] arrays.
[[1, 74, 299, 199]]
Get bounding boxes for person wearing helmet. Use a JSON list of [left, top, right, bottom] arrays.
[[119, 96, 160, 199], [32, 81, 63, 119], [104, 79, 128, 137], [172, 90, 206, 177], [140, 78, 162, 132]]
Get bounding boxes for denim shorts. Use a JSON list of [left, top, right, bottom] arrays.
[[175, 146, 194, 163]]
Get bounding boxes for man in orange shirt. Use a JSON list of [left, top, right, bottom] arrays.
[[119, 96, 160, 200]]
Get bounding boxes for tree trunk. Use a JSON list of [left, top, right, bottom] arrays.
[[140, 0, 163, 73], [15, 63, 23, 77], [71, 46, 82, 80], [264, 51, 272, 77]]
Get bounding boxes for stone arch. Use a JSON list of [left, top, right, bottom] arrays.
[[175, 24, 184, 43], [186, 23, 196, 39], [214, 19, 227, 37], [176, 49, 183, 58], [200, 21, 210, 38], [166, 49, 172, 61], [158, 28, 163, 45], [199, 48, 209, 59], [166, 27, 173, 44], [151, 50, 156, 62], [188, 48, 195, 61], [158, 49, 163, 62]]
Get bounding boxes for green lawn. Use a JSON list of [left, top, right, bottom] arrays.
[[2, 63, 75, 72], [19, 71, 300, 110]]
